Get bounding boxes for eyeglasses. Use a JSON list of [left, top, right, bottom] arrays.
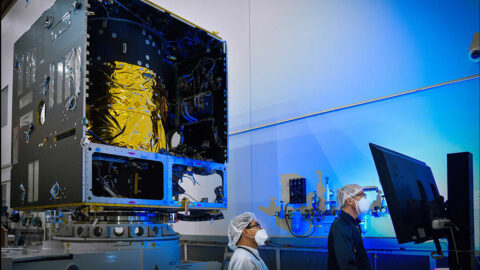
[[354, 192, 367, 199], [246, 222, 262, 230]]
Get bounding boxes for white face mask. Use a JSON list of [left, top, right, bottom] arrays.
[[246, 228, 269, 246], [355, 197, 371, 214], [254, 229, 268, 246]]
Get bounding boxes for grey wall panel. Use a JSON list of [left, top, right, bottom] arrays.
[[374, 253, 430, 270], [10, 258, 73, 270], [143, 245, 182, 269], [280, 250, 327, 270], [187, 245, 225, 263], [75, 250, 141, 269]]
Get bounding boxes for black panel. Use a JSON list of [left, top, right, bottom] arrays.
[[369, 143, 446, 244], [92, 153, 164, 200], [258, 248, 276, 270], [289, 178, 306, 204], [447, 152, 475, 270]]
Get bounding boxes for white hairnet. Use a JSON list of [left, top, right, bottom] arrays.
[[227, 212, 256, 251], [337, 184, 363, 208]]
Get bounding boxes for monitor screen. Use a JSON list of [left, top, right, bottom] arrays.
[[369, 143, 445, 244]]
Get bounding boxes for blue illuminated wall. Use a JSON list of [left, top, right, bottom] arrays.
[[157, 0, 480, 250], [248, 0, 480, 127], [246, 0, 479, 249], [249, 78, 479, 240]]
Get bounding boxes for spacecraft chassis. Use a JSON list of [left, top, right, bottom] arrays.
[[10, 0, 228, 212]]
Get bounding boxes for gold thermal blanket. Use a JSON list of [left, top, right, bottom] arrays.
[[87, 61, 167, 152]]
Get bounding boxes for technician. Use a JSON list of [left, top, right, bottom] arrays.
[[328, 184, 371, 270], [227, 212, 269, 270]]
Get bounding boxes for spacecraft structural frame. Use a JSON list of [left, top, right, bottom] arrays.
[[11, 0, 228, 212]]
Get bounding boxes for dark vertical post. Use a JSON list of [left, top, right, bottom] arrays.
[[447, 152, 474, 270]]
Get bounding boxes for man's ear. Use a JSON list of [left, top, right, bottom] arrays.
[[345, 197, 353, 207]]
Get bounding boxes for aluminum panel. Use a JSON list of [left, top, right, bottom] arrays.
[[11, 0, 87, 208]]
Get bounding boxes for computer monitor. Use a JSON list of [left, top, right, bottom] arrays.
[[369, 143, 446, 244]]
